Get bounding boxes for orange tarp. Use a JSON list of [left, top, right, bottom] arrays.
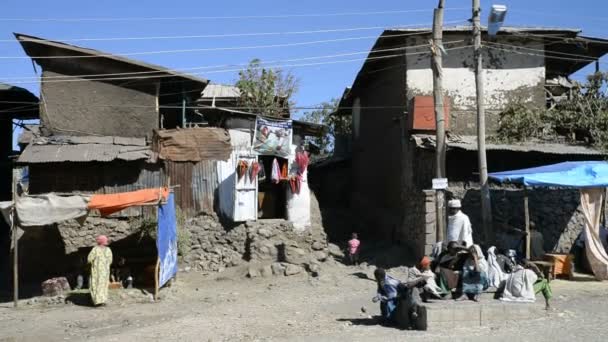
[[88, 188, 169, 216]]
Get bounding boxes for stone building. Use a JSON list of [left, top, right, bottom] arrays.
[[335, 27, 608, 259], [11, 34, 324, 282]]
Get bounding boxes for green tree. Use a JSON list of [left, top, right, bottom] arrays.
[[235, 59, 298, 117], [300, 98, 351, 154]]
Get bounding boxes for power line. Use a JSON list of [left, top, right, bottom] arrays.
[[3, 43, 471, 85], [485, 44, 608, 64], [484, 41, 602, 61], [1, 29, 465, 60], [0, 8, 470, 22], [0, 21, 466, 43], [1, 39, 468, 81]]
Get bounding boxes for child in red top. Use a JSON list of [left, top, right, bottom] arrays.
[[348, 233, 361, 265]]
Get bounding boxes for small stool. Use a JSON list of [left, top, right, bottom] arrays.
[[544, 253, 573, 280], [531, 261, 555, 281]]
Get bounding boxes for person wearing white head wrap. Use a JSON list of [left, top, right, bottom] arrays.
[[447, 199, 473, 247]]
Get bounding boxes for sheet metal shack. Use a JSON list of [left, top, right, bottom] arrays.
[[11, 33, 323, 282], [15, 34, 322, 227]]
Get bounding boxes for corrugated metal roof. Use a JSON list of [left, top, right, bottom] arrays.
[[19, 143, 152, 163], [200, 84, 241, 98], [154, 127, 232, 162], [411, 134, 604, 156], [13, 33, 208, 86]]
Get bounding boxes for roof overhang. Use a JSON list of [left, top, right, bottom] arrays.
[[13, 33, 209, 93], [411, 134, 604, 156]]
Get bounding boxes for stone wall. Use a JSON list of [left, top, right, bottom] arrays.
[[182, 214, 330, 277], [449, 184, 584, 253], [58, 217, 138, 254], [400, 189, 436, 260]]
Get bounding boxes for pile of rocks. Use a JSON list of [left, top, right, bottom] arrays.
[[183, 214, 332, 277]]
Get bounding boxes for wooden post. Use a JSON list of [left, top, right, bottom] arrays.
[[432, 0, 446, 243], [473, 0, 493, 243], [12, 174, 18, 307], [153, 257, 160, 301], [12, 212, 18, 308], [524, 187, 531, 260]]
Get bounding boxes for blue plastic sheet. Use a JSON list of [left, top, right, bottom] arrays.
[[157, 193, 178, 287], [489, 161, 608, 188]]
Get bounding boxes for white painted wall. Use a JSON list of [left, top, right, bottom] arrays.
[[405, 35, 546, 110]]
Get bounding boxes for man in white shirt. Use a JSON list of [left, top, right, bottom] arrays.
[[447, 199, 473, 247]]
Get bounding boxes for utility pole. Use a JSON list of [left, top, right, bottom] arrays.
[[432, 0, 446, 242], [473, 0, 493, 243]]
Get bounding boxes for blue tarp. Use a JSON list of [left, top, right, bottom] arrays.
[[157, 193, 178, 287], [489, 161, 608, 188]]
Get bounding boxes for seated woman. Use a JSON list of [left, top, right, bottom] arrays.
[[410, 256, 446, 302], [498, 259, 552, 310], [457, 244, 489, 302], [433, 241, 469, 296]]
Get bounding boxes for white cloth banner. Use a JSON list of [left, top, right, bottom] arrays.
[[580, 188, 608, 280], [16, 194, 89, 227]]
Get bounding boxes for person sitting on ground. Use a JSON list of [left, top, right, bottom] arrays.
[[372, 268, 401, 325], [497, 259, 553, 310], [447, 199, 473, 247], [433, 241, 469, 296], [409, 256, 446, 302], [457, 244, 489, 302], [347, 232, 361, 265]]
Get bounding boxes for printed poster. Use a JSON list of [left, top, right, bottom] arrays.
[[253, 117, 293, 158], [157, 192, 178, 287]]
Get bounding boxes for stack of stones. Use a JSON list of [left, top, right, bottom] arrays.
[[58, 217, 135, 253], [183, 215, 331, 277]]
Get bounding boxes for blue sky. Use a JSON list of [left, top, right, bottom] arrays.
[[2, 0, 607, 147]]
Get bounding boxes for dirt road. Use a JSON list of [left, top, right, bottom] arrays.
[[1, 262, 607, 342]]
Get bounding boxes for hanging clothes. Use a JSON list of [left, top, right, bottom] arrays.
[[295, 151, 309, 174], [271, 158, 281, 184], [280, 161, 288, 179], [237, 160, 249, 181], [249, 162, 261, 183]]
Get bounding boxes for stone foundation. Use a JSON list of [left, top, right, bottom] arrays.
[[182, 215, 330, 276], [58, 217, 138, 254]]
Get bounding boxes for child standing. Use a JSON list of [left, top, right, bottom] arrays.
[[348, 233, 361, 265]]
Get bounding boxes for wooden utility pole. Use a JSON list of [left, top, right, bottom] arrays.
[[432, 0, 446, 242], [473, 0, 493, 243], [12, 174, 18, 307]]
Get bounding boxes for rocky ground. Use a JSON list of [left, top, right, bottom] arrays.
[[1, 260, 608, 342]]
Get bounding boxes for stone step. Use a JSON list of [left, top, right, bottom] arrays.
[[423, 294, 546, 329]]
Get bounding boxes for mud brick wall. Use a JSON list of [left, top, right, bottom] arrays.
[[400, 189, 437, 260]]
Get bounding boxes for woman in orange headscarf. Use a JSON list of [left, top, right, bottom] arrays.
[[88, 235, 113, 306]]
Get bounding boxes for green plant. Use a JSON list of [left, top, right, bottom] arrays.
[[175, 206, 191, 258], [494, 72, 608, 153], [235, 58, 299, 117]]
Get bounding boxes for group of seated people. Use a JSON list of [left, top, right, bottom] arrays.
[[373, 241, 553, 328]]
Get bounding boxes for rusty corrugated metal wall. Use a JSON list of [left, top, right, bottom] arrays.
[[164, 160, 218, 216], [28, 160, 219, 217]]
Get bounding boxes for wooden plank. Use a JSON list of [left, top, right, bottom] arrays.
[[12, 174, 18, 308]]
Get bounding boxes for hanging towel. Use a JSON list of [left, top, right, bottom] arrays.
[[88, 188, 169, 216], [271, 158, 281, 184], [16, 194, 90, 227]]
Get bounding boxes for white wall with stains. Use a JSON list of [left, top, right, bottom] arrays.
[[403, 34, 546, 133]]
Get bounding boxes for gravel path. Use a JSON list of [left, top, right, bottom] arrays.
[[1, 262, 607, 342]]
